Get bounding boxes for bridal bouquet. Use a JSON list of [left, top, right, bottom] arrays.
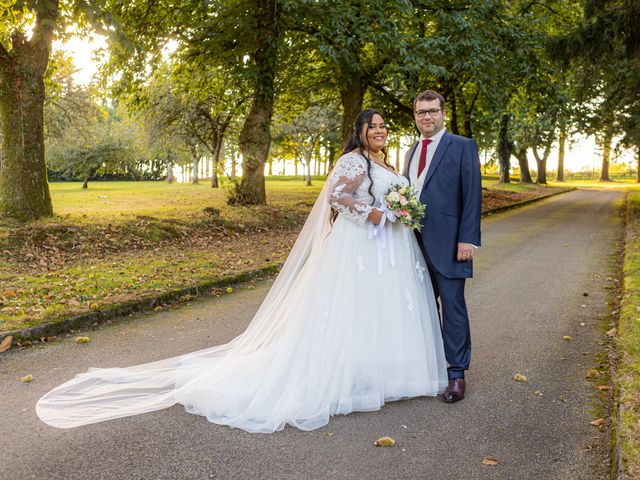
[[383, 184, 426, 230]]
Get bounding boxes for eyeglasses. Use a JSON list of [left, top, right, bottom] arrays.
[[415, 109, 442, 118]]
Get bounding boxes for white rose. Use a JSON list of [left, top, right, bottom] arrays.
[[387, 191, 401, 203]]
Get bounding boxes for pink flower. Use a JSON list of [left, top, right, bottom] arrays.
[[399, 210, 409, 216]]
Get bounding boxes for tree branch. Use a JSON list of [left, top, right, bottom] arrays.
[[30, 0, 59, 70], [369, 82, 413, 117]]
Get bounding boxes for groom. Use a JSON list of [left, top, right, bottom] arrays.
[[404, 90, 482, 403]]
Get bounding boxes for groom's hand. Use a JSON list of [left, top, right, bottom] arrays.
[[457, 243, 475, 261]]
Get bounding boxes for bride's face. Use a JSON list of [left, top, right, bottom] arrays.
[[360, 114, 388, 153]]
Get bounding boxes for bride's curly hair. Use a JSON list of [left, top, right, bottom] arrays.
[[341, 109, 393, 205]]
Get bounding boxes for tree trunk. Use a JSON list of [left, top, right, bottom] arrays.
[[328, 145, 335, 173], [514, 148, 533, 183], [230, 147, 237, 180], [444, 85, 459, 136], [235, 0, 279, 204], [166, 155, 175, 183], [191, 146, 199, 184], [340, 71, 365, 146], [305, 156, 312, 186], [557, 130, 566, 182], [600, 127, 613, 181], [637, 146, 640, 183], [455, 90, 473, 138], [533, 141, 552, 185], [497, 114, 511, 184], [211, 137, 223, 188], [0, 4, 58, 220]]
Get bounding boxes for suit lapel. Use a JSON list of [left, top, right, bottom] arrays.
[[404, 142, 419, 181], [422, 131, 452, 192]]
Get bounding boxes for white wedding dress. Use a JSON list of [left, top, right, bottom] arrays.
[[36, 152, 448, 433]]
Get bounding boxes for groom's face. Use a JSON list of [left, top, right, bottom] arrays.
[[414, 99, 445, 138]]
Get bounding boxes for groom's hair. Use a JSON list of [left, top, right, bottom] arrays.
[[414, 90, 445, 111]]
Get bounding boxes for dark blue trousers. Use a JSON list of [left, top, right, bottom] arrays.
[[419, 239, 471, 379]]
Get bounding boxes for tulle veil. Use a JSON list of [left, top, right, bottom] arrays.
[[36, 176, 336, 429]]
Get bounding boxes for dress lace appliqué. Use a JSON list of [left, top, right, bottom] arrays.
[[415, 261, 426, 283], [328, 153, 374, 226]]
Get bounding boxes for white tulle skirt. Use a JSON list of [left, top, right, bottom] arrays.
[[37, 198, 448, 433]]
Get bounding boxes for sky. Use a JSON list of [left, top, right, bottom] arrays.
[[53, 35, 635, 175]]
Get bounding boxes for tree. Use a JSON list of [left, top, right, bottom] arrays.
[[0, 1, 59, 219], [557, 0, 640, 181], [117, 0, 281, 203], [287, 0, 414, 144], [276, 104, 339, 186], [198, 0, 281, 203], [47, 101, 143, 187], [0, 0, 124, 219]]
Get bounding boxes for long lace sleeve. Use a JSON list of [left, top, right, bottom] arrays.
[[328, 153, 374, 226]]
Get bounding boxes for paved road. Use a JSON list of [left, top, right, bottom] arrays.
[[1, 189, 622, 479]]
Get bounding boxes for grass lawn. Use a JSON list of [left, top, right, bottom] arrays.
[[616, 190, 640, 476], [0, 177, 570, 334], [48, 177, 324, 221]]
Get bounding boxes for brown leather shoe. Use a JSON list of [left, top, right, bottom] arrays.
[[443, 378, 466, 403]]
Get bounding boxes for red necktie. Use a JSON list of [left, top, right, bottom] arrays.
[[417, 138, 432, 177]]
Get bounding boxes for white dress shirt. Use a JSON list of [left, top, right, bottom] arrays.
[[408, 128, 447, 196]]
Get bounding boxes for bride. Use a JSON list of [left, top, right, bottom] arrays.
[[37, 109, 448, 433]]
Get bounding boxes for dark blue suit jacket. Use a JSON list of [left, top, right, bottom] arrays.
[[405, 131, 482, 279]]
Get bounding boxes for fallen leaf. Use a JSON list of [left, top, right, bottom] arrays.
[[590, 418, 605, 427], [0, 335, 12, 353], [586, 369, 600, 379], [323, 432, 334, 437], [374, 436, 396, 447], [595, 385, 611, 391], [562, 336, 572, 341], [606, 328, 617, 337], [75, 336, 90, 344], [482, 456, 499, 466], [20, 374, 33, 383], [534, 390, 544, 396], [513, 373, 527, 382]]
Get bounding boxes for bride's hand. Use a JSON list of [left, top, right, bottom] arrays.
[[368, 209, 384, 225]]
